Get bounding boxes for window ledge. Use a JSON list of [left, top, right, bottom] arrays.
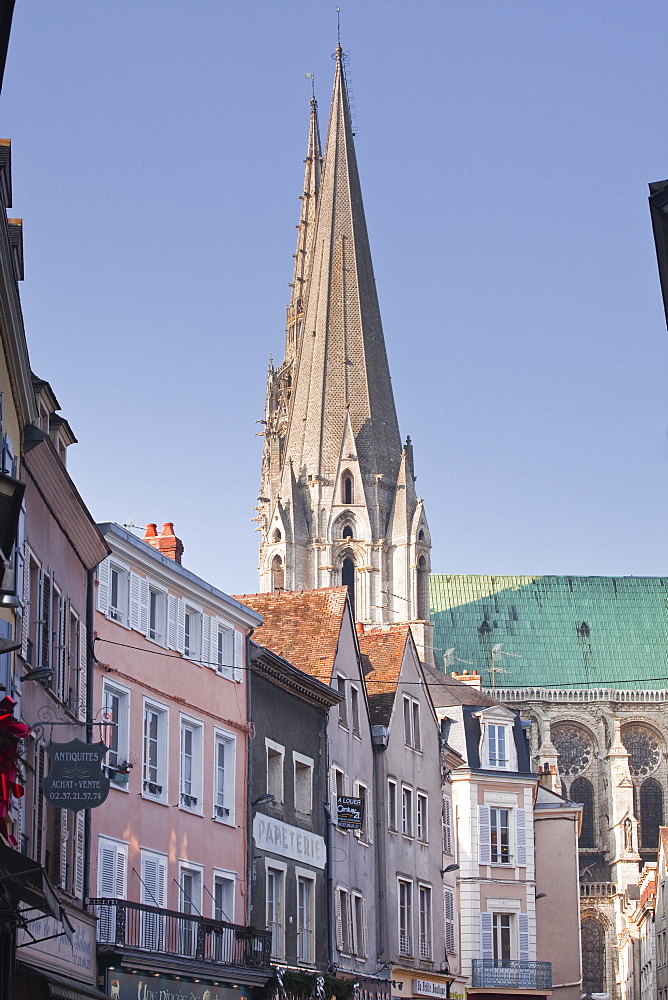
[[140, 794, 169, 806], [213, 815, 236, 826], [179, 806, 204, 817]]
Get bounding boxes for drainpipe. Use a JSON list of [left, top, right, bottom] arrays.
[[323, 711, 335, 968], [245, 629, 255, 927], [371, 725, 389, 960], [83, 567, 95, 904]]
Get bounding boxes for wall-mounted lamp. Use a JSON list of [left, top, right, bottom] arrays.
[[20, 667, 53, 684], [252, 793, 275, 807], [535, 893, 548, 900], [442, 864, 460, 874]]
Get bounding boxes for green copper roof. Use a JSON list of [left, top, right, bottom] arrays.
[[430, 575, 668, 690]]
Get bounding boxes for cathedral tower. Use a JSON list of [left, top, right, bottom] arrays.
[[259, 44, 432, 661]]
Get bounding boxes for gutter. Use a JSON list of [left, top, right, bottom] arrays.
[[371, 725, 389, 959]]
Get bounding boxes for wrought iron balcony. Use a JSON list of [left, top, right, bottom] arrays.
[[89, 898, 272, 970], [472, 959, 552, 990]]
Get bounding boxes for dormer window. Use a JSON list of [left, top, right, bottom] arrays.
[[488, 724, 508, 768], [342, 473, 354, 505]]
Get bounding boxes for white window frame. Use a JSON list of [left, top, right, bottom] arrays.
[[184, 603, 203, 660], [350, 683, 361, 737], [142, 699, 168, 802], [403, 696, 422, 750], [266, 738, 285, 805], [353, 780, 373, 844], [337, 674, 348, 728], [442, 795, 453, 856], [178, 861, 203, 914], [212, 868, 236, 923], [336, 885, 353, 956], [102, 680, 131, 789], [293, 751, 313, 815], [139, 849, 167, 949], [418, 883, 433, 960], [213, 728, 236, 824], [295, 866, 316, 966], [108, 560, 130, 626], [331, 765, 349, 830], [488, 723, 509, 768], [417, 791, 428, 843], [216, 620, 234, 678], [402, 785, 414, 838], [388, 778, 398, 832], [179, 715, 203, 813], [351, 891, 368, 958], [490, 807, 511, 865], [148, 584, 167, 644], [266, 860, 287, 960], [398, 878, 413, 956]]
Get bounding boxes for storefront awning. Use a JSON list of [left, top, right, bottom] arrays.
[[0, 842, 70, 940]]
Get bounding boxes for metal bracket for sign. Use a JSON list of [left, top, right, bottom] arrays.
[[27, 704, 117, 742]]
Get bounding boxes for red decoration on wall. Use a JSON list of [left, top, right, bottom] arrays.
[[0, 695, 31, 846]]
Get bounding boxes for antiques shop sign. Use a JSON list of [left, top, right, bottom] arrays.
[[42, 739, 110, 811], [253, 814, 326, 868]]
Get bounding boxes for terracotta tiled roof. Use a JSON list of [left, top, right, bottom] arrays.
[[358, 625, 411, 727], [232, 588, 349, 684]]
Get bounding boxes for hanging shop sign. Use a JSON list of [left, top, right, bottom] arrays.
[[42, 739, 110, 811], [337, 795, 363, 829]]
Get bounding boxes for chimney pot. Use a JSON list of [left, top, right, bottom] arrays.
[[143, 521, 184, 564]]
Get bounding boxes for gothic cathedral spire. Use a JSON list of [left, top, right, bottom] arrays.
[[259, 44, 432, 662]]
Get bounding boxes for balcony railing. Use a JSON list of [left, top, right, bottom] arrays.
[[580, 881, 617, 898], [472, 959, 552, 990], [89, 898, 272, 970]]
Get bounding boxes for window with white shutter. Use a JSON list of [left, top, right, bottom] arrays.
[[176, 597, 186, 653], [479, 805, 491, 864], [442, 796, 453, 856], [444, 886, 455, 953], [515, 808, 527, 867], [518, 912, 530, 962], [201, 614, 211, 667], [74, 810, 85, 898], [140, 850, 167, 949], [97, 837, 128, 942], [233, 629, 243, 682], [479, 912, 494, 960], [167, 594, 178, 649], [97, 557, 110, 615]]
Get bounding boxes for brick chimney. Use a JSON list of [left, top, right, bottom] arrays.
[[143, 522, 184, 564], [537, 763, 560, 794], [451, 669, 482, 691]]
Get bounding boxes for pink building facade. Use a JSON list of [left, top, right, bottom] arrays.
[[89, 522, 271, 999]]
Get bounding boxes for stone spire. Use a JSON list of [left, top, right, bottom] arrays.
[[285, 94, 322, 364], [259, 44, 432, 663]]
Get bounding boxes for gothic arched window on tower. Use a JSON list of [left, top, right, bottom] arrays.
[[271, 555, 284, 592], [581, 919, 605, 995], [570, 776, 595, 848], [639, 777, 663, 849], [342, 557, 355, 618], [342, 525, 353, 539], [418, 529, 425, 542], [342, 473, 354, 505], [272, 528, 282, 543], [417, 555, 429, 620]]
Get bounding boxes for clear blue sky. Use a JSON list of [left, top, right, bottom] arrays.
[[3, 1, 667, 595]]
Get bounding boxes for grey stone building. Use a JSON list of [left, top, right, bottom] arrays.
[[359, 625, 449, 1000], [249, 640, 341, 970], [236, 587, 382, 986]]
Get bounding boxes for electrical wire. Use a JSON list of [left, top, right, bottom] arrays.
[[93, 637, 668, 692]]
